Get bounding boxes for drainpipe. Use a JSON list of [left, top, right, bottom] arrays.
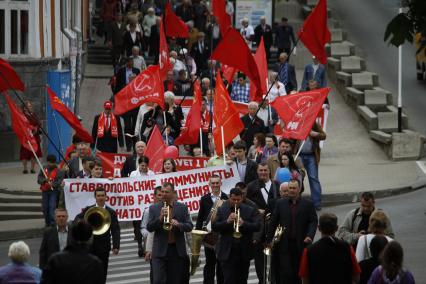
[[60, 0, 77, 111], [71, 0, 82, 115]]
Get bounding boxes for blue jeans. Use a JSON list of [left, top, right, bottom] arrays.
[[42, 190, 58, 225], [300, 154, 322, 208]]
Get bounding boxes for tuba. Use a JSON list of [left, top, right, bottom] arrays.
[[84, 207, 111, 235], [233, 205, 242, 239], [162, 202, 172, 231], [189, 229, 209, 275], [202, 198, 224, 249]]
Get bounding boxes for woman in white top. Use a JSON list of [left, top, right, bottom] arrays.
[[268, 72, 287, 102], [356, 210, 393, 262], [130, 156, 155, 177]]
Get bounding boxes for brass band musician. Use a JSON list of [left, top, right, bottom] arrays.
[[195, 175, 228, 284]]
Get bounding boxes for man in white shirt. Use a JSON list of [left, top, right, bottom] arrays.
[[130, 46, 147, 72], [240, 18, 255, 49]]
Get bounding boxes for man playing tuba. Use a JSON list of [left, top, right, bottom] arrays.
[[195, 175, 228, 284]]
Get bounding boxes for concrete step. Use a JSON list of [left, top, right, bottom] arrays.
[[0, 193, 41, 204], [0, 203, 42, 212], [0, 188, 40, 196], [0, 211, 43, 221], [0, 219, 45, 241]]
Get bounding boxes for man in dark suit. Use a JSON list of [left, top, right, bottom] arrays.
[[147, 182, 193, 284], [212, 188, 261, 284], [91, 101, 124, 153], [266, 179, 317, 284], [240, 102, 268, 149], [195, 175, 228, 284], [254, 16, 273, 61], [121, 140, 147, 257], [107, 13, 126, 69], [232, 140, 258, 185], [40, 220, 104, 284], [76, 186, 121, 284], [114, 57, 140, 94], [274, 17, 296, 58], [123, 22, 143, 57], [247, 163, 280, 284], [149, 17, 161, 63], [275, 52, 297, 93], [39, 208, 73, 270], [191, 32, 211, 75]]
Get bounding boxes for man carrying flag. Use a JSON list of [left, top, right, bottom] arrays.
[[91, 101, 124, 153]]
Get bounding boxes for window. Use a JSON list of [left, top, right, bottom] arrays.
[[0, 1, 30, 56]]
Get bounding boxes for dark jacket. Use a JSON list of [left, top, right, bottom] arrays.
[[254, 24, 273, 48], [121, 154, 138, 177], [191, 40, 211, 73], [40, 244, 104, 284], [37, 166, 65, 190], [212, 201, 261, 261], [195, 192, 228, 230], [294, 121, 326, 165], [275, 24, 296, 49], [114, 66, 140, 94], [91, 114, 124, 153], [147, 201, 193, 258], [107, 21, 126, 47], [275, 62, 297, 93], [76, 205, 121, 254], [246, 179, 280, 210], [234, 158, 258, 185], [149, 24, 160, 59], [39, 225, 73, 269], [123, 30, 143, 57], [240, 114, 268, 149], [267, 198, 317, 254], [139, 108, 180, 141]]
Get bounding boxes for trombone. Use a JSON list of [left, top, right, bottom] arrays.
[[162, 202, 172, 231], [233, 205, 242, 239]]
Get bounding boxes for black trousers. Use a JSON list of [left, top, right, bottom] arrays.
[[253, 242, 265, 284], [278, 240, 302, 284], [133, 220, 142, 245], [203, 246, 224, 284], [121, 108, 138, 151], [93, 250, 109, 284], [220, 245, 250, 284], [111, 45, 123, 69], [152, 244, 185, 284]]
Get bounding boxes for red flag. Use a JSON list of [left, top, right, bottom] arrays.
[[211, 28, 262, 93], [114, 65, 164, 115], [2, 93, 38, 153], [221, 64, 237, 83], [297, 0, 331, 64], [212, 0, 231, 35], [250, 37, 269, 102], [0, 58, 25, 92], [96, 152, 127, 178], [271, 88, 330, 140], [213, 73, 244, 155], [159, 18, 173, 80], [144, 125, 167, 173], [174, 81, 202, 145], [47, 86, 93, 143], [164, 3, 189, 38]]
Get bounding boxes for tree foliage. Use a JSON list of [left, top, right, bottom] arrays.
[[384, 0, 426, 53]]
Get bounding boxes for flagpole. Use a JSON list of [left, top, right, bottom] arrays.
[[208, 21, 215, 134], [221, 126, 226, 165], [294, 139, 306, 161], [52, 112, 64, 154], [163, 111, 168, 146], [0, 73, 73, 174], [199, 128, 203, 157], [27, 140, 48, 179]]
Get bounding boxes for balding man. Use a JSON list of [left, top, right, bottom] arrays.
[[130, 46, 147, 72], [275, 52, 297, 93], [240, 102, 268, 148], [240, 18, 255, 49], [254, 16, 273, 60]]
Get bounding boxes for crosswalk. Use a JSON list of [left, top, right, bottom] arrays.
[[107, 228, 260, 284]]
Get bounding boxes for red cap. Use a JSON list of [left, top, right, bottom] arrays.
[[104, 101, 113, 110]]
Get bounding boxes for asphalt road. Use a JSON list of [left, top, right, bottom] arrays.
[[328, 0, 426, 135], [0, 188, 425, 283]]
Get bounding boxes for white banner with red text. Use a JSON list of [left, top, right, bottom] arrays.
[[64, 164, 240, 221]]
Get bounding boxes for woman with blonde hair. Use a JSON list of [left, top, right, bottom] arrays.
[[356, 210, 393, 262]]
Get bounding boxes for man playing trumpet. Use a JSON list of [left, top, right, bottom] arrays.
[[147, 182, 193, 284], [213, 188, 261, 284]]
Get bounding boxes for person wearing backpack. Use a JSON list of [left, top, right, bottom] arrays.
[[337, 192, 394, 248]]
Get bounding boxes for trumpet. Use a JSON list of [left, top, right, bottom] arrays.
[[264, 225, 285, 255], [233, 205, 242, 239], [162, 202, 172, 231]]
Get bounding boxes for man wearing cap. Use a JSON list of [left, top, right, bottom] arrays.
[[91, 101, 124, 153], [254, 16, 273, 61], [300, 56, 327, 91], [231, 73, 250, 103]]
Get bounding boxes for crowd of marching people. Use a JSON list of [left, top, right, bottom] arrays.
[[0, 0, 415, 283]]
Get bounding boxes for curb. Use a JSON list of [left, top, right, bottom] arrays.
[[1, 180, 425, 241]]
